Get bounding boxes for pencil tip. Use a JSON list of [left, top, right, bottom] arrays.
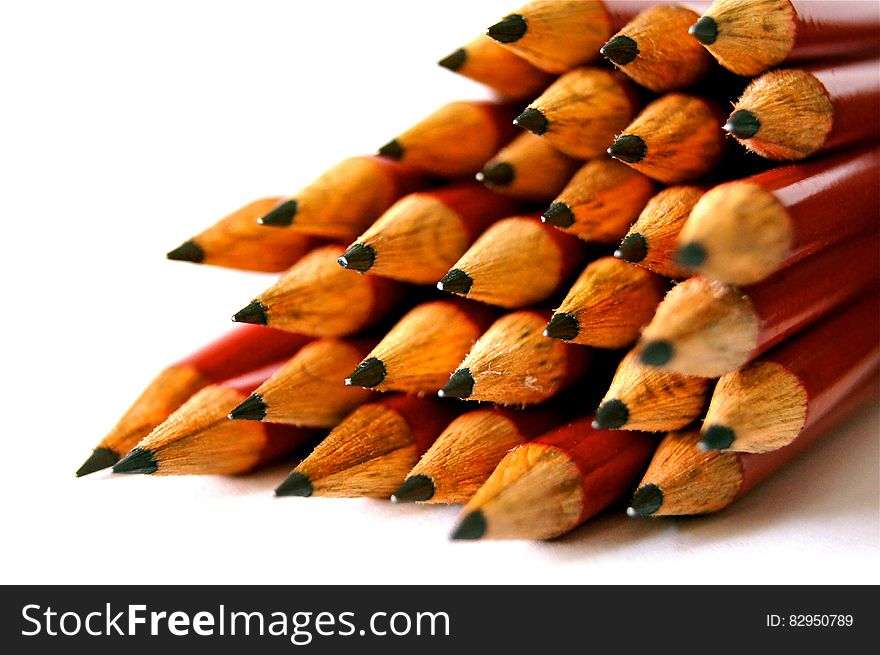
[[487, 14, 526, 44], [258, 199, 298, 227], [723, 109, 761, 139], [76, 447, 119, 477], [675, 242, 707, 268], [594, 399, 630, 430], [544, 312, 579, 341], [346, 357, 386, 388], [542, 202, 575, 229], [338, 242, 376, 273], [629, 483, 663, 516], [378, 139, 404, 161], [275, 471, 313, 497], [439, 368, 474, 399], [437, 269, 473, 296], [700, 424, 735, 451], [513, 107, 549, 136], [640, 340, 674, 367], [112, 447, 158, 475], [438, 48, 467, 71], [689, 15, 718, 45], [391, 474, 436, 503], [166, 240, 204, 263], [451, 510, 487, 540], [600, 35, 638, 66], [477, 162, 515, 187], [228, 394, 267, 421], [231, 300, 268, 325], [608, 134, 647, 164], [616, 233, 648, 263]]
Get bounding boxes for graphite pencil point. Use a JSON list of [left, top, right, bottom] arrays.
[[338, 242, 376, 273], [451, 510, 487, 540], [345, 357, 387, 388], [675, 241, 707, 268], [439, 368, 475, 399], [275, 471, 314, 497], [514, 107, 549, 136], [257, 199, 298, 227], [228, 394, 267, 421], [166, 240, 204, 263], [628, 483, 664, 516], [640, 340, 674, 367], [699, 424, 736, 451], [438, 48, 467, 71], [600, 35, 639, 66], [378, 139, 404, 161], [437, 269, 473, 296], [75, 447, 119, 477], [608, 134, 647, 164], [487, 14, 526, 44], [593, 399, 630, 430], [723, 109, 761, 139], [689, 15, 718, 45], [544, 312, 579, 341], [391, 474, 436, 503], [231, 300, 268, 325], [477, 161, 515, 187], [542, 202, 575, 228], [112, 448, 159, 475], [616, 233, 648, 263]]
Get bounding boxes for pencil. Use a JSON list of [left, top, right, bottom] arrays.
[[392, 406, 563, 504], [545, 256, 667, 349], [112, 364, 317, 476], [628, 373, 880, 517], [514, 67, 639, 159], [378, 101, 518, 177], [337, 183, 520, 284], [616, 185, 703, 279], [486, 0, 650, 73], [439, 309, 591, 405], [690, 0, 880, 77], [166, 197, 325, 272], [636, 232, 880, 377], [594, 350, 711, 432], [677, 147, 880, 285], [257, 156, 424, 241], [701, 293, 880, 453], [438, 35, 554, 100], [724, 59, 880, 161], [275, 395, 460, 498], [76, 324, 310, 476], [345, 299, 497, 394], [608, 93, 726, 184], [231, 245, 403, 337], [228, 338, 376, 428], [437, 216, 586, 309], [601, 5, 713, 92], [477, 132, 581, 202], [452, 416, 655, 540], [542, 157, 656, 242]]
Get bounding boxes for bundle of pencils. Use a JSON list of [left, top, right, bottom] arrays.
[[79, 0, 879, 544]]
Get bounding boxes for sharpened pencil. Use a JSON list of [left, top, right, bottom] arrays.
[[452, 416, 655, 540], [275, 395, 460, 498]]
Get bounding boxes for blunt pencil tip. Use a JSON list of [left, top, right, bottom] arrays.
[[594, 399, 630, 430], [378, 139, 404, 161], [338, 242, 376, 273], [437, 269, 473, 296], [346, 357, 387, 389], [616, 233, 648, 263], [608, 134, 647, 164], [700, 424, 736, 451], [639, 340, 674, 367], [451, 510, 487, 540], [228, 394, 267, 421], [258, 199, 298, 227], [439, 368, 475, 399], [544, 312, 580, 341], [689, 15, 718, 45], [542, 202, 574, 228], [438, 48, 467, 71], [487, 14, 526, 44], [629, 483, 663, 516], [723, 109, 761, 139], [275, 472, 314, 497], [513, 107, 549, 136], [600, 35, 638, 66], [675, 242, 707, 268], [477, 162, 515, 187], [231, 300, 268, 325], [166, 240, 204, 263], [391, 475, 436, 503], [112, 448, 158, 475], [76, 447, 119, 477]]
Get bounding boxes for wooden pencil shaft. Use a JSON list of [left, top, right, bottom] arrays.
[[480, 132, 581, 202]]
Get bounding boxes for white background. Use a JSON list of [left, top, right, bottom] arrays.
[[1, 0, 877, 585]]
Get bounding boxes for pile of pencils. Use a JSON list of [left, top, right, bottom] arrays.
[[77, 0, 880, 541]]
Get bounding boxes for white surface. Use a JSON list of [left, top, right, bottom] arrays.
[[1, 0, 877, 585]]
